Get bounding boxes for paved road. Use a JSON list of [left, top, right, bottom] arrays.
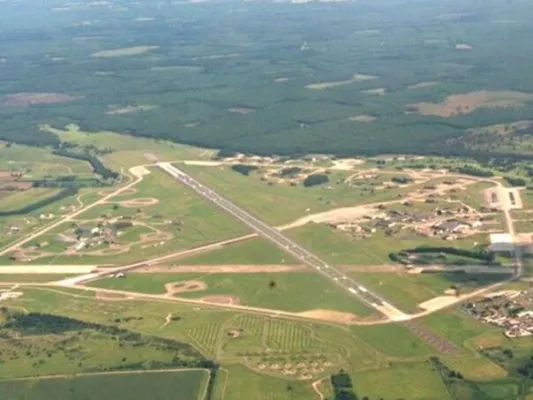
[[157, 162, 407, 321]]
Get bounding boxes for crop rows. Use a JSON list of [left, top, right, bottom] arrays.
[[266, 321, 329, 352], [186, 321, 223, 355], [229, 315, 265, 336]]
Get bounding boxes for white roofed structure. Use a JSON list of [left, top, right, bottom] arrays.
[[489, 233, 514, 253]]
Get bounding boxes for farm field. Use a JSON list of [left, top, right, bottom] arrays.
[[0, 370, 209, 400], [90, 272, 375, 317]]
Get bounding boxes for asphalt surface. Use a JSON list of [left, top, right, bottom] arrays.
[[157, 162, 407, 321]]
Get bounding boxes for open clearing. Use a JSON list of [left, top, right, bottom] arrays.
[[132, 264, 305, 273], [91, 46, 159, 58], [90, 272, 375, 317], [106, 105, 157, 115], [348, 115, 376, 122], [353, 362, 451, 400], [407, 81, 440, 89], [408, 90, 533, 117], [173, 237, 298, 265], [306, 73, 378, 90], [2, 93, 84, 107], [0, 369, 209, 400]]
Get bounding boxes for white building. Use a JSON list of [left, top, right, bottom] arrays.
[[489, 233, 514, 253]]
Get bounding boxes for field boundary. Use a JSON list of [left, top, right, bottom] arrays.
[[0, 367, 211, 382]]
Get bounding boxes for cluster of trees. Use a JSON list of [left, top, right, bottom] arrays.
[[3, 311, 216, 367], [278, 167, 302, 177], [504, 176, 527, 187], [451, 165, 494, 177], [32, 177, 103, 189], [331, 370, 358, 400], [52, 149, 119, 180], [429, 357, 464, 381], [391, 176, 413, 184], [303, 174, 329, 187], [230, 164, 258, 176], [389, 246, 495, 264]]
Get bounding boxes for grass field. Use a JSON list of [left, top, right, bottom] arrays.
[[7, 168, 251, 265], [421, 310, 497, 349], [286, 224, 462, 266], [222, 365, 315, 400], [90, 272, 375, 316], [352, 362, 452, 400], [0, 143, 94, 178], [178, 164, 409, 225], [175, 238, 298, 265], [0, 188, 60, 212], [347, 272, 441, 313], [351, 324, 437, 357], [42, 124, 211, 170], [0, 370, 209, 400]]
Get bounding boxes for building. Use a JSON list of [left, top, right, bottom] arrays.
[[489, 233, 514, 253], [432, 220, 468, 233]]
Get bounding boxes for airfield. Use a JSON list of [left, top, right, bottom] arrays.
[[3, 135, 533, 398]]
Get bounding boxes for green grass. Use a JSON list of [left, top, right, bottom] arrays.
[[176, 238, 298, 265], [0, 188, 60, 212], [179, 164, 411, 225], [450, 181, 496, 210], [0, 370, 209, 400], [347, 272, 440, 313], [90, 272, 375, 316], [0, 274, 74, 283], [421, 310, 497, 348], [10, 168, 251, 265], [286, 223, 457, 266], [0, 143, 94, 178], [222, 364, 315, 400], [353, 362, 453, 400], [42, 124, 211, 169], [351, 324, 436, 357]]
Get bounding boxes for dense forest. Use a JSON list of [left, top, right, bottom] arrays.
[[1, 0, 533, 159]]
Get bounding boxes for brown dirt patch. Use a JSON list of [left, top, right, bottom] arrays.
[[0, 181, 33, 190], [0, 171, 12, 179], [165, 280, 207, 296], [3, 93, 84, 107], [119, 198, 159, 207], [133, 264, 306, 274], [95, 292, 133, 301], [339, 265, 403, 273], [199, 295, 241, 305], [407, 90, 533, 117], [297, 309, 359, 324]]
